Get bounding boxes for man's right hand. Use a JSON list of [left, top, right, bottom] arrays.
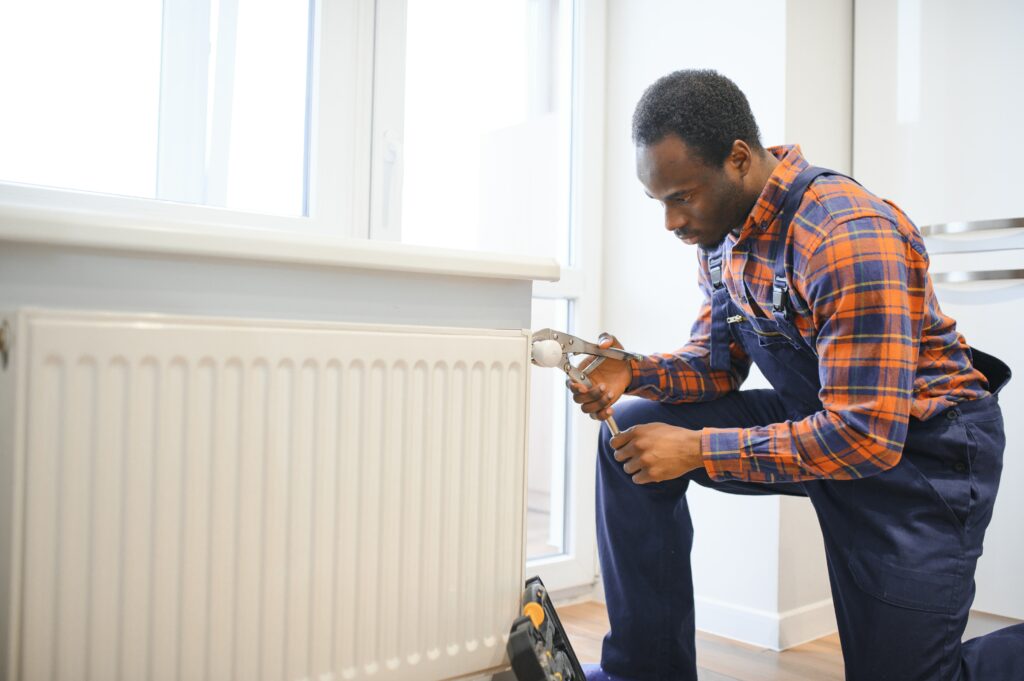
[[567, 333, 633, 422]]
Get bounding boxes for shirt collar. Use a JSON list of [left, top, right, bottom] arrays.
[[740, 144, 809, 236]]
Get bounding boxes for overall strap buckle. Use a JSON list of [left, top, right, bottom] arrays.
[[708, 254, 724, 289], [704, 248, 732, 371], [772, 276, 790, 319]]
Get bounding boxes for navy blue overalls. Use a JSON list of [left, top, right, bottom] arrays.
[[595, 167, 1024, 681]]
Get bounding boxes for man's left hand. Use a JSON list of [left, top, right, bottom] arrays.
[[610, 423, 704, 484]]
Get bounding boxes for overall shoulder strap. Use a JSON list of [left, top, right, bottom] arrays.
[[770, 166, 852, 319], [776, 166, 846, 234], [704, 241, 732, 371]]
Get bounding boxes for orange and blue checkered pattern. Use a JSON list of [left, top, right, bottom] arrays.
[[628, 145, 991, 482]]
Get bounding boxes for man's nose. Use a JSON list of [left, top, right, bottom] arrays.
[[665, 206, 687, 232]]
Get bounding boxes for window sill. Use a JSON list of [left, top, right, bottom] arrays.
[[0, 193, 560, 283]]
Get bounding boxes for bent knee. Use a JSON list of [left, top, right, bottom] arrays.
[[605, 397, 668, 432], [604, 397, 717, 435]]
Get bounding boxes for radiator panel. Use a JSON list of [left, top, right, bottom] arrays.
[[15, 311, 528, 681]]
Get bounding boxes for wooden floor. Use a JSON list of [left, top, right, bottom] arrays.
[[557, 601, 843, 680], [557, 600, 1022, 681]]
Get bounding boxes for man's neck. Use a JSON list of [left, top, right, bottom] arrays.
[[736, 150, 781, 229], [752, 149, 780, 192]]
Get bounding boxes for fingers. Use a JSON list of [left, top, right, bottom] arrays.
[[598, 332, 623, 350], [567, 380, 605, 404], [617, 447, 654, 484], [610, 426, 653, 484], [620, 450, 656, 484], [631, 470, 655, 485], [579, 333, 621, 372], [566, 381, 616, 419], [611, 428, 639, 464], [608, 427, 636, 451]]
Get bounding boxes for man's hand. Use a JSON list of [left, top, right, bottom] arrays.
[[567, 333, 633, 422], [610, 423, 704, 484]]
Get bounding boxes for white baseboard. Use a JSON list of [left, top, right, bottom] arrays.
[[695, 596, 837, 651], [776, 598, 840, 649]]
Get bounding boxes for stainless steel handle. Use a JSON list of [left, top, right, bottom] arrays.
[[920, 217, 1024, 236], [932, 269, 1024, 284], [0, 319, 8, 369]]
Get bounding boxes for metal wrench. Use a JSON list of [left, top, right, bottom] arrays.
[[530, 328, 643, 436]]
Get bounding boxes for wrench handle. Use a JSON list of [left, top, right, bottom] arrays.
[[606, 416, 621, 437]]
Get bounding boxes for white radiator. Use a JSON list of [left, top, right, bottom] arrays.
[[4, 309, 529, 681]]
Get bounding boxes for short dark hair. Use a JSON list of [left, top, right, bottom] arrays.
[[632, 69, 762, 167]]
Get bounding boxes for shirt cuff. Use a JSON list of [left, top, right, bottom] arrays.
[[626, 355, 660, 394], [700, 426, 746, 481]]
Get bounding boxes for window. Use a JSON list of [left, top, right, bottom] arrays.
[[0, 0, 312, 217], [396, 0, 572, 264], [0, 0, 607, 592], [0, 1, 164, 200]]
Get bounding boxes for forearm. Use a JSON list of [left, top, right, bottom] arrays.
[[700, 406, 907, 483], [627, 342, 749, 403]]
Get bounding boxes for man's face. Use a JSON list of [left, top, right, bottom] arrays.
[[636, 135, 753, 250]]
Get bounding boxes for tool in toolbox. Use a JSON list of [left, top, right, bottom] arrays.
[[530, 329, 643, 436], [507, 576, 585, 681]]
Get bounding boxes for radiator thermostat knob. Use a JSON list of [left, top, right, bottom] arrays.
[[531, 339, 563, 368]]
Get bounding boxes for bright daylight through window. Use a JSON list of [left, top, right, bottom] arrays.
[[0, 0, 310, 217], [400, 0, 573, 266]]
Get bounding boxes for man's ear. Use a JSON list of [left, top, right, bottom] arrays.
[[727, 139, 753, 177]]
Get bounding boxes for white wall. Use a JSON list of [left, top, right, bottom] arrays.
[[602, 0, 852, 649], [777, 0, 853, 648]]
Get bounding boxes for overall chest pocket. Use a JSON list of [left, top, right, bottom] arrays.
[[755, 329, 795, 348], [730, 314, 823, 407], [732, 315, 799, 349]]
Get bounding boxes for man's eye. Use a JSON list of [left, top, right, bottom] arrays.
[[675, 195, 691, 204]]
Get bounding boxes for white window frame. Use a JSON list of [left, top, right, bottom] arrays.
[[156, 0, 213, 205]]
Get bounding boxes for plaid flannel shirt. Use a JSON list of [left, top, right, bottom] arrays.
[[627, 145, 990, 482]]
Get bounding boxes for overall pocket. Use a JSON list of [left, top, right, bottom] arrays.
[[848, 550, 960, 614], [904, 417, 975, 531]]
